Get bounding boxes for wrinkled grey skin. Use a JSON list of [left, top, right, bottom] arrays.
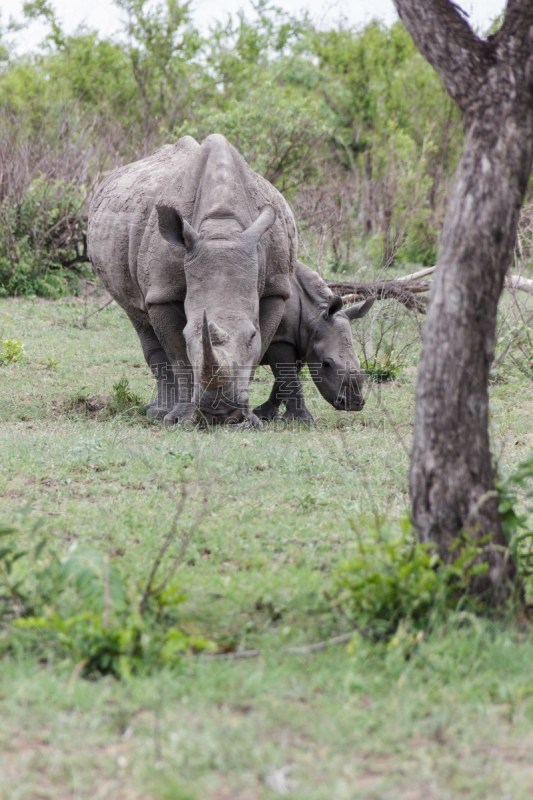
[[88, 134, 297, 426], [254, 262, 374, 422]]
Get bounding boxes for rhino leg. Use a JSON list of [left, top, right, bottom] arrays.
[[253, 394, 282, 421], [282, 366, 314, 423], [259, 296, 287, 358], [255, 342, 314, 423], [128, 316, 175, 419], [146, 302, 195, 424]]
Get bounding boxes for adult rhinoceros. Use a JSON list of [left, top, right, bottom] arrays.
[[88, 134, 297, 426]]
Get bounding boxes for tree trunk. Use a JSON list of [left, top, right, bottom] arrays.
[[393, 0, 533, 598]]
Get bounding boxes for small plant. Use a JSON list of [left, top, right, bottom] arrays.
[[362, 350, 403, 382], [45, 356, 59, 371], [1, 492, 213, 678], [498, 455, 533, 599], [332, 520, 496, 643], [109, 376, 143, 415], [64, 379, 144, 419], [0, 338, 25, 365]]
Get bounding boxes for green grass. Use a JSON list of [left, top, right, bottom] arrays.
[[0, 296, 532, 799]]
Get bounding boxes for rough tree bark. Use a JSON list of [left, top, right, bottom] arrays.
[[393, 0, 533, 598]]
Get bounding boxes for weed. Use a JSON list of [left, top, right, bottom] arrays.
[[362, 350, 403, 382], [45, 356, 59, 371], [0, 337, 24, 365], [63, 377, 144, 419], [1, 498, 214, 678], [331, 519, 511, 644], [109, 376, 144, 416]]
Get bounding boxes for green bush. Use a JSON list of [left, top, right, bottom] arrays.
[[0, 174, 89, 298], [362, 350, 403, 382], [499, 455, 533, 600], [333, 461, 532, 644], [0, 525, 213, 678], [332, 521, 503, 643]]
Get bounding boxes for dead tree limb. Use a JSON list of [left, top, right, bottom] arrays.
[[391, 265, 533, 293], [328, 269, 532, 315], [327, 278, 430, 313]]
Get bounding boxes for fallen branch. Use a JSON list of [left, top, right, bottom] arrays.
[[395, 266, 436, 282], [202, 630, 359, 660], [328, 278, 430, 313], [328, 267, 532, 314], [284, 631, 356, 654], [394, 265, 532, 293], [505, 273, 533, 294]]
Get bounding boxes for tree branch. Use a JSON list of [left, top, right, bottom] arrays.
[[493, 0, 533, 50], [328, 278, 430, 313], [328, 269, 533, 315], [393, 0, 493, 112]]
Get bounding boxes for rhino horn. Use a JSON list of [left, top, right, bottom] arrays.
[[201, 309, 221, 385], [208, 320, 230, 346]]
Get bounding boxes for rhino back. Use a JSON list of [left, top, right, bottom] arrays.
[[269, 261, 333, 353], [88, 137, 200, 317], [145, 134, 297, 305], [88, 134, 297, 313]]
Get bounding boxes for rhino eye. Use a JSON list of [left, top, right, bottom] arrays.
[[322, 359, 333, 370]]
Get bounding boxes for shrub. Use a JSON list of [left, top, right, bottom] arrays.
[[333, 462, 532, 645], [0, 174, 89, 298], [331, 519, 524, 643], [0, 519, 213, 678], [362, 350, 403, 382]]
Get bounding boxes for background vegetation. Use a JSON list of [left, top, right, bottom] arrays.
[[1, 0, 472, 297]]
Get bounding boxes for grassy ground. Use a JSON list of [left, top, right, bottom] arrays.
[[0, 295, 532, 799]]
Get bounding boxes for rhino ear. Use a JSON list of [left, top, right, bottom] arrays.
[[324, 295, 344, 319], [156, 204, 199, 251], [242, 205, 276, 245], [344, 297, 375, 321]]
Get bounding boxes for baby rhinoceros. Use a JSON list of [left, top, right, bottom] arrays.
[[254, 262, 374, 422]]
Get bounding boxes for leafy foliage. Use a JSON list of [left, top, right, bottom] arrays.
[[109, 375, 144, 415], [332, 515, 531, 644], [362, 350, 403, 382], [0, 337, 24, 364], [498, 455, 533, 597], [0, 524, 213, 678], [332, 456, 533, 642], [0, 1, 479, 296], [0, 174, 88, 297]]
